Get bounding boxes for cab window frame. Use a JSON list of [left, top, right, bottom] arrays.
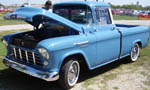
[[95, 7, 112, 25], [53, 4, 94, 25]]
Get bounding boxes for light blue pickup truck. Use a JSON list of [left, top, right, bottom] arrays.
[[1, 1, 150, 89]]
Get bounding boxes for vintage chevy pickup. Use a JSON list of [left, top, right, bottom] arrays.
[[1, 1, 150, 89]]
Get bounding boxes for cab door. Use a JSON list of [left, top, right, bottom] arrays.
[[93, 7, 120, 66]]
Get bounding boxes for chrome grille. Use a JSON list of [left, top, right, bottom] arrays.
[[10, 46, 43, 66]]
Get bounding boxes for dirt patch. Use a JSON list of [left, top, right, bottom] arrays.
[[106, 70, 149, 90]]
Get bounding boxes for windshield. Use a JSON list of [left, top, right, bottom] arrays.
[[54, 5, 93, 25]]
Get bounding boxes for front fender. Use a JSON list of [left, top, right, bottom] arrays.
[[58, 49, 91, 71], [37, 34, 93, 72], [48, 47, 91, 73]]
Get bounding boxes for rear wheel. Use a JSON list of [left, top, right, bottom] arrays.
[[58, 57, 80, 89], [128, 43, 140, 62]]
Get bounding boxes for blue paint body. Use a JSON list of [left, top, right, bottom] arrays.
[[2, 1, 150, 74]]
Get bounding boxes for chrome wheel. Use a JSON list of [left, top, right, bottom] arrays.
[[58, 58, 80, 89], [130, 43, 139, 61], [67, 61, 80, 86]]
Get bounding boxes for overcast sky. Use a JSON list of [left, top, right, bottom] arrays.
[[0, 0, 150, 7]]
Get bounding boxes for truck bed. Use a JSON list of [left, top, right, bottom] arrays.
[[115, 24, 149, 56]]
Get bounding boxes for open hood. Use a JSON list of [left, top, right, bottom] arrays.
[[4, 7, 82, 32]]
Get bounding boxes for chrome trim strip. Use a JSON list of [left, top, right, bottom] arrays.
[[19, 49, 22, 60], [13, 48, 17, 58], [74, 41, 89, 45], [32, 52, 36, 65], [3, 57, 59, 81], [25, 50, 29, 63]]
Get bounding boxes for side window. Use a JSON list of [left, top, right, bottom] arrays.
[[95, 7, 112, 25]]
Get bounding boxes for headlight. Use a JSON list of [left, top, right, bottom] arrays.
[[2, 39, 8, 47], [38, 48, 49, 60]]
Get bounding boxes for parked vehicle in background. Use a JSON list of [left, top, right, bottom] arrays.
[[123, 10, 133, 16], [138, 11, 150, 20], [112, 9, 121, 15], [112, 9, 136, 16], [2, 1, 150, 89], [133, 10, 140, 16], [0, 7, 2, 12], [0, 6, 14, 13]]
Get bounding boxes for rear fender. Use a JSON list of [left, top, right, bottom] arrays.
[[130, 39, 142, 53]]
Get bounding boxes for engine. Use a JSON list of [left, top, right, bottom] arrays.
[[12, 31, 40, 49]]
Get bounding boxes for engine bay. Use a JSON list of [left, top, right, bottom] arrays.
[[11, 25, 79, 49]]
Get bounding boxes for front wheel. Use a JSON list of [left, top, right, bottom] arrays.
[[58, 57, 80, 89], [128, 43, 140, 62]]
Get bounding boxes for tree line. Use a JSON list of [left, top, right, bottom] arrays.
[[0, 3, 3, 6], [109, 3, 150, 10]]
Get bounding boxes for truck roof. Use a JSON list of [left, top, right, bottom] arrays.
[[54, 1, 110, 8]]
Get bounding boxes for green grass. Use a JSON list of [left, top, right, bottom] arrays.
[[0, 13, 26, 26], [0, 42, 6, 70], [0, 31, 18, 70], [0, 30, 30, 70], [113, 86, 119, 90], [113, 15, 138, 20], [0, 31, 9, 70]]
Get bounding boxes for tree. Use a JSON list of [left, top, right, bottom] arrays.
[[145, 6, 150, 10], [109, 2, 149, 10], [0, 3, 4, 6]]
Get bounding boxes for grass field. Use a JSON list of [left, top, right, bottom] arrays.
[[0, 30, 150, 90], [0, 13, 26, 26], [113, 15, 138, 20]]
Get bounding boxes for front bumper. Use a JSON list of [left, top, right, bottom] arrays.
[[3, 57, 59, 81]]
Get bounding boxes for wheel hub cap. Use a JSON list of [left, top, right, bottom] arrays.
[[68, 61, 79, 86]]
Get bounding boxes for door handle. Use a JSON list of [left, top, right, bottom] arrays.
[[93, 27, 98, 32], [111, 27, 116, 31]]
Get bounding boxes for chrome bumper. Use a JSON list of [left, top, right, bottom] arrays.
[[3, 57, 59, 81]]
